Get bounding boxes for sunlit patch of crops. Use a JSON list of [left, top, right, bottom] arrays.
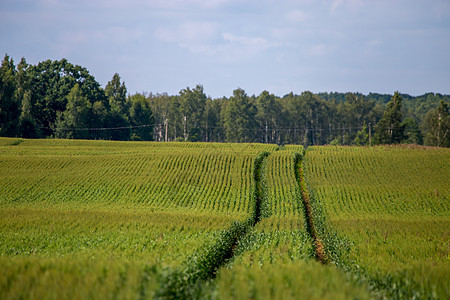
[[230, 229, 314, 266], [304, 145, 450, 299], [305, 145, 449, 219], [0, 206, 233, 299]]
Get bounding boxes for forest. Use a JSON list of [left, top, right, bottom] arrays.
[[1, 54, 449, 147]]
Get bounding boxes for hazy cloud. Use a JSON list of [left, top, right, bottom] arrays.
[[154, 22, 218, 44], [330, 0, 365, 14], [285, 9, 309, 22], [307, 44, 331, 56], [222, 33, 270, 49]]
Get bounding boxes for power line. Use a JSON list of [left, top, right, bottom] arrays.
[[41, 124, 153, 131], [42, 123, 421, 134]]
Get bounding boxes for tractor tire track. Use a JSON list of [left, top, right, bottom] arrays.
[[156, 151, 270, 299], [294, 152, 328, 264]]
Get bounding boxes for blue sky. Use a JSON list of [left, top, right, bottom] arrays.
[[1, 0, 449, 98]]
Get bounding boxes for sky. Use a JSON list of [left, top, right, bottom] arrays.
[[1, 0, 450, 98]]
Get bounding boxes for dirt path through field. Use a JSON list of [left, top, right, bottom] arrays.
[[300, 175, 327, 263], [294, 153, 327, 264]]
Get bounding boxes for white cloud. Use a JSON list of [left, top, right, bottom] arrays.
[[154, 21, 218, 44], [217, 33, 274, 61], [330, 0, 344, 13], [175, 33, 275, 62], [154, 21, 274, 62]]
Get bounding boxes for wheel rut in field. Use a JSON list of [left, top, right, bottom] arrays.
[[156, 151, 270, 299], [294, 152, 327, 264]]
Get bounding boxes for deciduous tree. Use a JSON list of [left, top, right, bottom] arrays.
[[424, 100, 449, 147], [374, 91, 405, 144], [0, 54, 20, 136]]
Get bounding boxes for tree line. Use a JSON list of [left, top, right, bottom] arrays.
[[1, 54, 449, 147]]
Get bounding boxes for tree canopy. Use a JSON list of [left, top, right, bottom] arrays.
[[1, 54, 449, 147]]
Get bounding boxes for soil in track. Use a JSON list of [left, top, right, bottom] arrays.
[[301, 181, 327, 263], [295, 154, 327, 264]]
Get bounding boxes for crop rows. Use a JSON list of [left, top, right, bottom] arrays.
[[254, 150, 305, 230], [5, 138, 446, 299], [305, 145, 449, 219], [304, 145, 450, 299], [0, 208, 227, 299], [0, 138, 278, 299], [233, 150, 310, 267], [0, 139, 277, 217], [211, 149, 370, 298]]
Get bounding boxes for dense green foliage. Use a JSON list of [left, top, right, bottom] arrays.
[[304, 145, 450, 298], [1, 54, 449, 146]]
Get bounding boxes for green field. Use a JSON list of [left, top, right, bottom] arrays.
[[1, 138, 449, 299], [0, 139, 276, 299], [304, 145, 450, 299], [213, 150, 370, 299]]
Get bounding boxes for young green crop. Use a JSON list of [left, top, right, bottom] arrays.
[[9, 138, 444, 298], [212, 149, 371, 299], [215, 261, 371, 300], [304, 145, 450, 299], [0, 138, 277, 215], [0, 138, 278, 299]]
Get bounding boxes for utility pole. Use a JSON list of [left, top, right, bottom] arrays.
[[368, 122, 372, 146], [183, 116, 187, 141], [164, 119, 168, 142]]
